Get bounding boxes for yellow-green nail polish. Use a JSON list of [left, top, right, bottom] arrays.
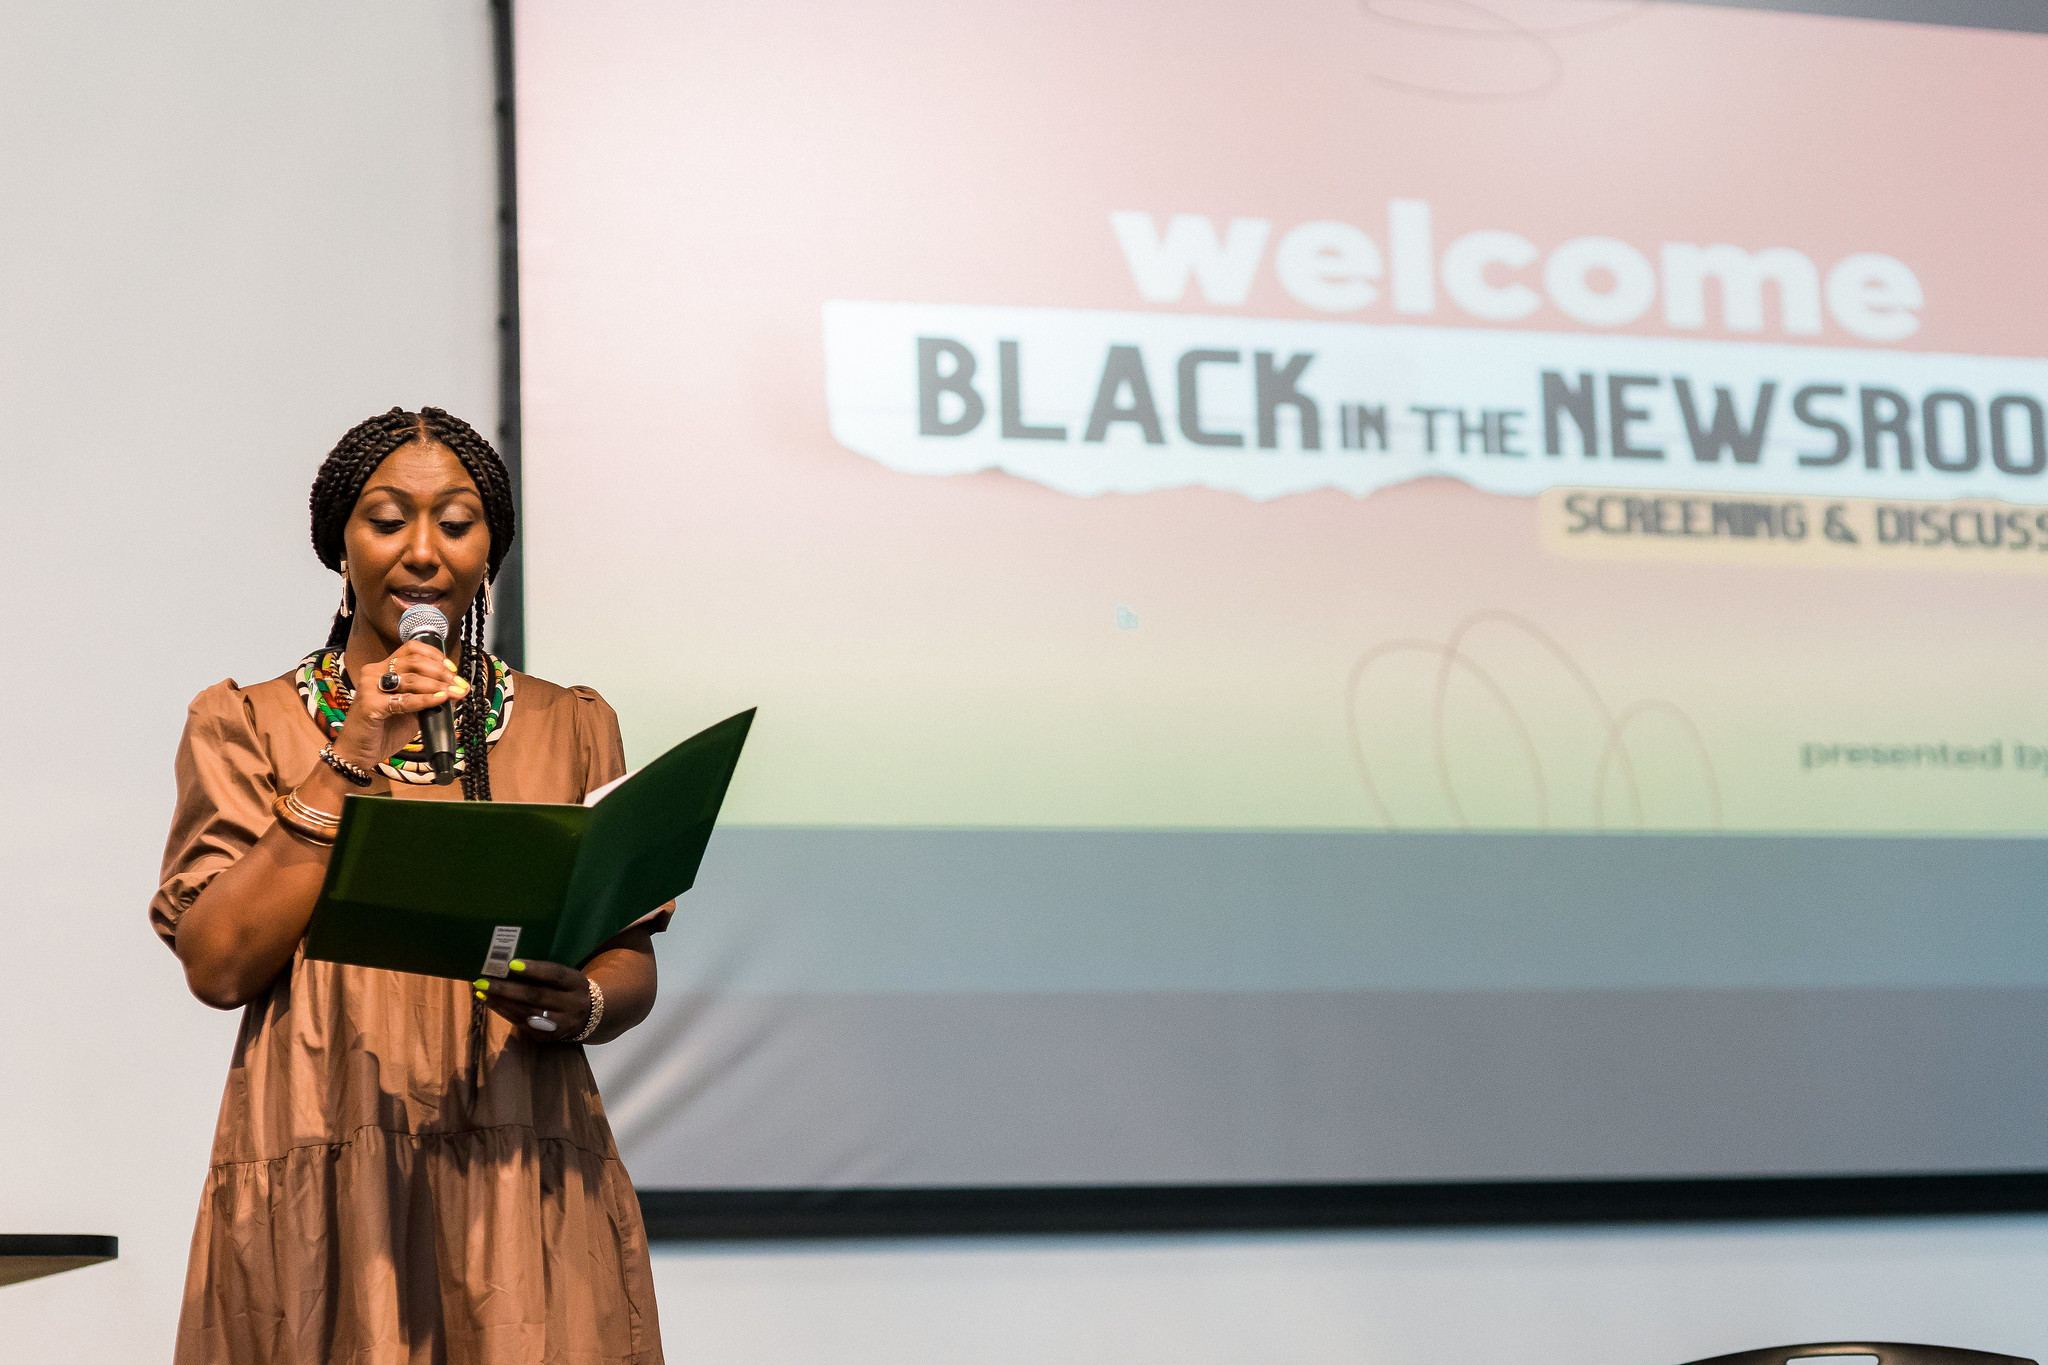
[[473, 978, 490, 990], [445, 658, 457, 670], [510, 960, 526, 972], [474, 991, 486, 1001]]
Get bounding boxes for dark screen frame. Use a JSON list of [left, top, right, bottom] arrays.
[[635, 1175, 2048, 1241], [489, 0, 525, 671], [1670, 0, 2048, 31]]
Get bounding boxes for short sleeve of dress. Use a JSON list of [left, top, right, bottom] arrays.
[[150, 680, 277, 950], [569, 685, 675, 936]]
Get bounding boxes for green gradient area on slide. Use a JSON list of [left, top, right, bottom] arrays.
[[630, 688, 2048, 834]]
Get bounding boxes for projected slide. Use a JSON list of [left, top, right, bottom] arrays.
[[518, 0, 2048, 1191]]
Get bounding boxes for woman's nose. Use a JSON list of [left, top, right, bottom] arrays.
[[402, 523, 440, 569]]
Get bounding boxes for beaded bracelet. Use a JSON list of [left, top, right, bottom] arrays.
[[319, 745, 373, 787], [570, 979, 606, 1043]]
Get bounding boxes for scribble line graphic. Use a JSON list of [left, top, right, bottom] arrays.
[[1353, 0, 1648, 101], [1351, 638, 1552, 828], [1345, 610, 1723, 831], [1600, 699, 1724, 830]]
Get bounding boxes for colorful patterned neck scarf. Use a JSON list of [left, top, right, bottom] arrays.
[[296, 648, 514, 785]]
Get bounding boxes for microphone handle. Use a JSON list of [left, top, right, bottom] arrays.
[[419, 700, 458, 784], [414, 630, 459, 785]]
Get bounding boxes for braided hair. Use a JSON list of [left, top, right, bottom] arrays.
[[309, 407, 517, 802]]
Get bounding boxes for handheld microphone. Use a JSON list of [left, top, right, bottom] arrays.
[[398, 604, 459, 785]]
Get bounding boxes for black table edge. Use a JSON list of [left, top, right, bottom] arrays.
[[0, 1235, 119, 1260]]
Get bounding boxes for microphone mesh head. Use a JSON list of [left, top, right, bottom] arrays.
[[398, 604, 450, 644]]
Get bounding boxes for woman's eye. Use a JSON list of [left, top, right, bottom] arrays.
[[369, 519, 405, 534], [440, 520, 476, 536]]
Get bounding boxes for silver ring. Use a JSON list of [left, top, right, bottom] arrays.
[[527, 1013, 557, 1033]]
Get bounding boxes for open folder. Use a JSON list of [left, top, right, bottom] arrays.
[[304, 709, 754, 980]]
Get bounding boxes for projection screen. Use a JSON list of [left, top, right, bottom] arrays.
[[516, 0, 2048, 1202]]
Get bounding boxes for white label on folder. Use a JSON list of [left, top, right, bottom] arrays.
[[482, 925, 522, 978]]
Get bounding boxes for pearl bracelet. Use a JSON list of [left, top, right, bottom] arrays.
[[570, 979, 606, 1043]]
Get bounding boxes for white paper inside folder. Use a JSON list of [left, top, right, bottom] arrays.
[[583, 770, 635, 806]]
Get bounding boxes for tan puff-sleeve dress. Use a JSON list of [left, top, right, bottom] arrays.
[[152, 668, 667, 1365]]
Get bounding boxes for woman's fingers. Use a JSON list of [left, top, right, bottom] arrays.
[[391, 639, 460, 675], [474, 978, 578, 1011], [385, 671, 460, 696], [472, 961, 590, 1040], [477, 987, 562, 1025], [378, 656, 468, 699], [479, 991, 560, 1031], [389, 686, 464, 714], [382, 643, 466, 690], [357, 649, 469, 720], [508, 958, 581, 989], [482, 993, 585, 1040]]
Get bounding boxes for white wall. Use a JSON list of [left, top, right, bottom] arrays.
[[652, 1217, 2048, 1364], [2, 4, 2045, 1363], [0, 2, 496, 1359]]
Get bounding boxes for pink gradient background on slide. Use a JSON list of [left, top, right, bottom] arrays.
[[516, 0, 2048, 831]]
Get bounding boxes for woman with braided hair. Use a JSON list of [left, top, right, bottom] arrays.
[[152, 407, 666, 1364]]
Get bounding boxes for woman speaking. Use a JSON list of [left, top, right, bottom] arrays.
[[151, 408, 665, 1364]]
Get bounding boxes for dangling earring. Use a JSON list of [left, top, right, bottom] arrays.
[[481, 575, 493, 618], [338, 560, 352, 618]]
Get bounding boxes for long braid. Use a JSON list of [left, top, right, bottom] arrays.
[[457, 594, 495, 801], [308, 407, 518, 802]]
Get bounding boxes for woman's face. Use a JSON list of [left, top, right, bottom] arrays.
[[341, 441, 490, 649]]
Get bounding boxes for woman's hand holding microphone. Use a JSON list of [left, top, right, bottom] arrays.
[[329, 639, 470, 773]]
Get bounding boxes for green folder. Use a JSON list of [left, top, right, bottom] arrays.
[[304, 708, 754, 980]]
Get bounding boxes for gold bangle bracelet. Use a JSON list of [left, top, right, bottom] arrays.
[[272, 789, 341, 846], [284, 788, 342, 828]]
